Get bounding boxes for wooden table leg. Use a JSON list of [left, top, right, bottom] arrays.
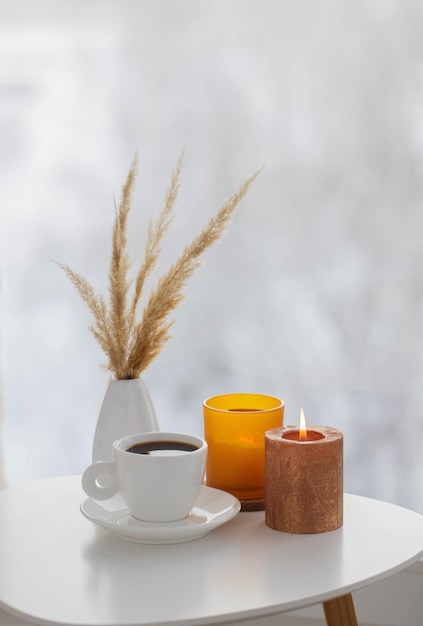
[[323, 593, 358, 626]]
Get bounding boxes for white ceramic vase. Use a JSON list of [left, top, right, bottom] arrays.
[[92, 378, 159, 462]]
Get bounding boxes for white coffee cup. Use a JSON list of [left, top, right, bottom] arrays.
[[81, 431, 207, 522]]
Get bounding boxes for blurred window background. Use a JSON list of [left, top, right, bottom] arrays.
[[1, 0, 423, 512]]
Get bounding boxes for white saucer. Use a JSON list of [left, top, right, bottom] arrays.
[[80, 486, 241, 544]]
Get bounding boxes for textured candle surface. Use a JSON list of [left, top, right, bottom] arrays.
[[265, 426, 343, 534]]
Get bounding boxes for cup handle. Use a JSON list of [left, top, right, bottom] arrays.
[[81, 461, 119, 500]]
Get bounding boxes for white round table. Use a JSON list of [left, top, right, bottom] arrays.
[[0, 476, 422, 626]]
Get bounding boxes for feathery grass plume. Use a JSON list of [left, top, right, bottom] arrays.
[[57, 154, 262, 379]]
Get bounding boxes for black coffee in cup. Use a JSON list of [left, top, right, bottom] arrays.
[[126, 441, 199, 455], [83, 431, 206, 521]]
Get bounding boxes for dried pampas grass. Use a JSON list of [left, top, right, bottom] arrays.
[[57, 154, 261, 380]]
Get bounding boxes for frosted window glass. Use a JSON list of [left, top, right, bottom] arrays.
[[1, 1, 422, 513]]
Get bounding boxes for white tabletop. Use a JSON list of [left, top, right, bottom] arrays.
[[0, 476, 422, 626]]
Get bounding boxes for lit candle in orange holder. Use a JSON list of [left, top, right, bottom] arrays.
[[265, 409, 343, 533], [203, 393, 284, 510]]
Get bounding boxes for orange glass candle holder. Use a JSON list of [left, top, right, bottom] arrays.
[[203, 393, 284, 508]]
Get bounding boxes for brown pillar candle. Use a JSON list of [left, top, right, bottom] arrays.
[[265, 423, 343, 534]]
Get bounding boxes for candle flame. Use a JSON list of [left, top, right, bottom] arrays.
[[299, 407, 307, 440]]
